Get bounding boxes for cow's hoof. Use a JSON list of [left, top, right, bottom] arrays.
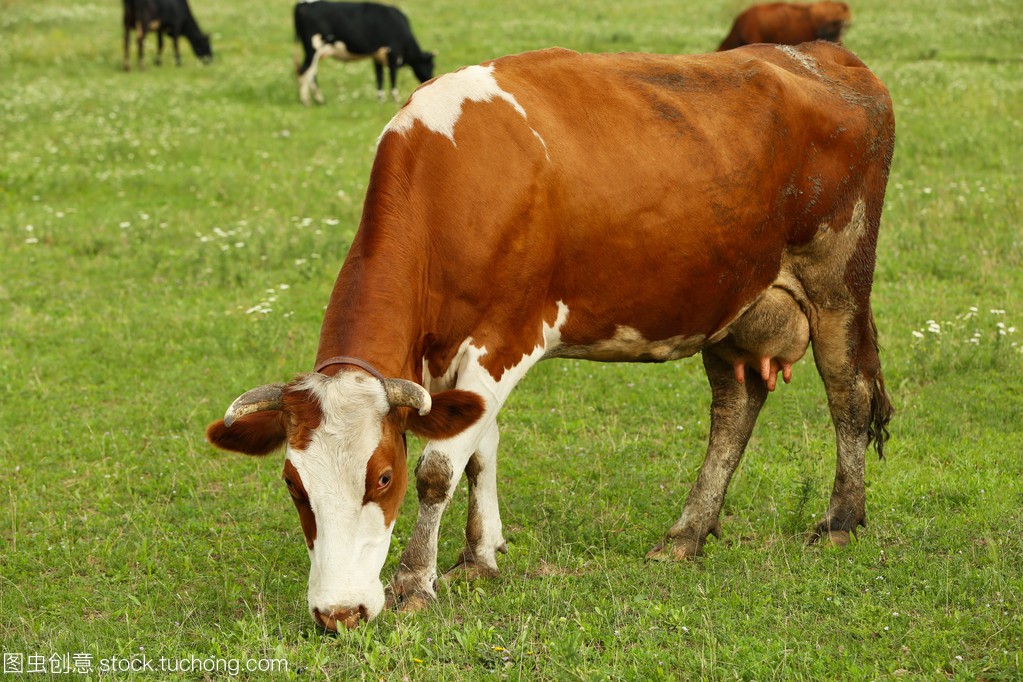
[[385, 588, 433, 612], [442, 560, 499, 582], [646, 538, 702, 561], [808, 528, 852, 547], [395, 592, 432, 613], [385, 579, 436, 613], [648, 520, 720, 560], [808, 515, 862, 546]]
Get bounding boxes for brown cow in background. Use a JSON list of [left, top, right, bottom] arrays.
[[718, 2, 851, 51]]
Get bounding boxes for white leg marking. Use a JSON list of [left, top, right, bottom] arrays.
[[468, 421, 505, 567], [401, 303, 571, 592]]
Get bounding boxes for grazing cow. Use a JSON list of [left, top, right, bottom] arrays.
[[207, 43, 894, 631], [717, 2, 852, 51], [122, 0, 213, 71], [293, 0, 435, 105]]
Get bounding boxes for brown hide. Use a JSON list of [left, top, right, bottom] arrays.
[[718, 2, 852, 51], [316, 43, 893, 388]]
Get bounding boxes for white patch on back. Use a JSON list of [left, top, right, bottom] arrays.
[[383, 63, 549, 158]]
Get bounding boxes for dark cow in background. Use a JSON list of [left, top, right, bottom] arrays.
[[208, 42, 894, 631], [122, 0, 213, 71], [294, 0, 435, 105], [718, 2, 851, 51]]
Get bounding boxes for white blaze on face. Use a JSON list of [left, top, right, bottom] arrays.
[[286, 373, 393, 621], [382, 62, 548, 156]]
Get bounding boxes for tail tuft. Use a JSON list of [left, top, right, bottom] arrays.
[[867, 312, 893, 459]]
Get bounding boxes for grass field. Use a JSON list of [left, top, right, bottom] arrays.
[[1, 0, 1021, 678]]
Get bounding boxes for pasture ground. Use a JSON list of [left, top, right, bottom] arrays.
[[1, 0, 1021, 678]]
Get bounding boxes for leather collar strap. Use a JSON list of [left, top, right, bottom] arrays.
[[314, 355, 386, 380]]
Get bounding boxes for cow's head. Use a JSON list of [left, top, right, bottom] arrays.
[[811, 2, 852, 42], [411, 51, 436, 84], [193, 33, 213, 63], [206, 370, 483, 631]]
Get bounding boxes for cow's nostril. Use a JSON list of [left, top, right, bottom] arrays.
[[313, 608, 338, 632]]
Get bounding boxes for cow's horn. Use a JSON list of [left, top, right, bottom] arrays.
[[382, 379, 432, 416], [223, 383, 285, 427]]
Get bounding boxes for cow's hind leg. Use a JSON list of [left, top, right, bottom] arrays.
[[443, 421, 507, 581], [649, 351, 769, 560], [808, 307, 892, 545], [123, 26, 132, 71]]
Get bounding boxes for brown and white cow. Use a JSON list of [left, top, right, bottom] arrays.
[[717, 2, 852, 51], [207, 42, 894, 631]]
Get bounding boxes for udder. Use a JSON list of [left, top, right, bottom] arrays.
[[714, 287, 810, 391]]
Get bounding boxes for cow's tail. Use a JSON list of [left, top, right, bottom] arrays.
[[866, 311, 893, 459]]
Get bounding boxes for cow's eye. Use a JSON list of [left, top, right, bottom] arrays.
[[377, 470, 393, 489]]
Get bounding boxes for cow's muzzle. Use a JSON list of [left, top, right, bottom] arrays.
[[314, 605, 367, 632]]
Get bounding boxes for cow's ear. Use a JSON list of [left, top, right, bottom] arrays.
[[206, 411, 287, 456], [405, 389, 485, 441]]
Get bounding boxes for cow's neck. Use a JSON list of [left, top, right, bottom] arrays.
[[315, 209, 427, 383]]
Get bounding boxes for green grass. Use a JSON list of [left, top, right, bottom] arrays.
[[1, 0, 1021, 678]]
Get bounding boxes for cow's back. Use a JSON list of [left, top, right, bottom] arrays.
[[370, 44, 892, 355]]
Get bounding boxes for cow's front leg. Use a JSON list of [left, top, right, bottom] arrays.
[[373, 62, 386, 102], [443, 421, 507, 581], [808, 308, 891, 546], [386, 404, 503, 609], [135, 24, 146, 70], [649, 350, 768, 560], [155, 32, 163, 66], [387, 62, 399, 102], [387, 427, 486, 611]]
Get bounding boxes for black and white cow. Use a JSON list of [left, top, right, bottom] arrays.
[[122, 0, 213, 71], [294, 1, 435, 105]]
